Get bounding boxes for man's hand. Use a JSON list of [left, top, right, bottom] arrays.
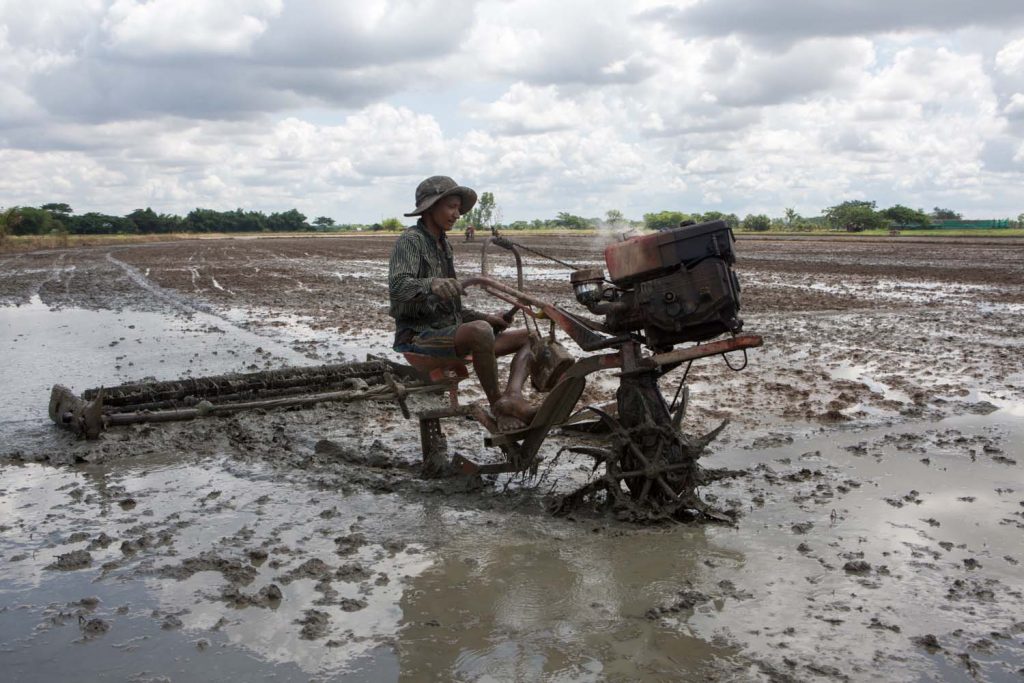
[[430, 277, 462, 301]]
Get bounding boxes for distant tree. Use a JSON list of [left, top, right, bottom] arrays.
[[463, 191, 496, 230], [183, 208, 219, 233], [0, 207, 17, 244], [231, 209, 267, 232], [1017, 212, 1024, 228], [41, 203, 73, 217], [313, 216, 335, 228], [931, 207, 961, 220], [824, 200, 886, 232], [784, 207, 799, 226], [881, 205, 930, 229], [695, 211, 741, 230], [126, 207, 183, 234], [553, 212, 590, 230], [643, 210, 691, 231], [380, 217, 404, 231], [266, 209, 308, 232], [741, 214, 771, 232], [68, 212, 134, 234], [605, 209, 625, 226], [6, 207, 54, 235]]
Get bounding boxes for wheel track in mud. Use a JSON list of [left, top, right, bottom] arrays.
[[103, 250, 307, 362], [105, 251, 216, 315]]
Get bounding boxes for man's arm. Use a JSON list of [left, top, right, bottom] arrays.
[[462, 307, 510, 331], [388, 233, 432, 303]]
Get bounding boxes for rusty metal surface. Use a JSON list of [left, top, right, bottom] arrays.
[[649, 333, 763, 368], [462, 276, 610, 350]]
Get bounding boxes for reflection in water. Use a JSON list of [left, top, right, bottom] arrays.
[[395, 503, 742, 681]]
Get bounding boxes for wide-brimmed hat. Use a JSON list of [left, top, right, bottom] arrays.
[[404, 175, 478, 217]]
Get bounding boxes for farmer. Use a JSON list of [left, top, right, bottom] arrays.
[[389, 176, 537, 428]]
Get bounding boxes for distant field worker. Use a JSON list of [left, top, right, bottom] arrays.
[[388, 176, 537, 427], [465, 224, 475, 242]]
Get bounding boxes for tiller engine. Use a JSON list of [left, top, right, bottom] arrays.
[[457, 220, 761, 521]]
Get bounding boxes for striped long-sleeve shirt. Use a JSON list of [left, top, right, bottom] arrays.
[[388, 220, 485, 336]]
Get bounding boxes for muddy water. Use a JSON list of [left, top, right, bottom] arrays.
[[2, 237, 1024, 681]]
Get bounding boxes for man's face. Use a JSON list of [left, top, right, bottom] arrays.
[[426, 195, 462, 232]]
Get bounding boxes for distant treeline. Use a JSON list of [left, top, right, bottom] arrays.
[[0, 204, 315, 236], [2, 201, 1020, 238]]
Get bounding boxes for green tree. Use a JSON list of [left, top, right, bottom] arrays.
[[605, 209, 625, 226], [41, 202, 72, 215], [741, 214, 771, 232], [6, 207, 54, 235], [266, 209, 308, 232], [313, 216, 335, 229], [462, 191, 496, 229], [881, 205, 930, 229], [554, 211, 591, 230], [0, 207, 17, 245], [784, 208, 799, 226], [824, 200, 886, 232], [183, 208, 220, 232], [643, 210, 691, 231], [126, 207, 182, 234], [931, 207, 961, 220], [380, 217, 404, 231], [1017, 213, 1024, 228], [68, 212, 134, 234]]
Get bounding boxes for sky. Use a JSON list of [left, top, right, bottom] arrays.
[[2, 0, 1024, 224]]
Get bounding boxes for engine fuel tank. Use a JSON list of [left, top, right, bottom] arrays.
[[604, 220, 736, 286]]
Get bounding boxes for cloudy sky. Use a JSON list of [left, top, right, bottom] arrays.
[[2, 0, 1024, 223]]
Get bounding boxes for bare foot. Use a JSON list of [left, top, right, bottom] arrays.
[[494, 413, 527, 432], [493, 395, 538, 425]]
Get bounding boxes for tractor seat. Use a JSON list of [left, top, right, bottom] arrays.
[[402, 353, 471, 382], [402, 353, 472, 409]]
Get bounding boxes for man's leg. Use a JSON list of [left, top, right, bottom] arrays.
[[454, 320, 501, 404], [455, 323, 537, 424]]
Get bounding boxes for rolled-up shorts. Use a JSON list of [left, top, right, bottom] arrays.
[[393, 324, 461, 358]]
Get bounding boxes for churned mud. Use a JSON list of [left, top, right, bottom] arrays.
[[1, 234, 1022, 681]]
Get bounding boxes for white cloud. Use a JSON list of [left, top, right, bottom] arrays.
[[463, 0, 656, 85], [645, 0, 1024, 48], [103, 0, 281, 58], [461, 83, 587, 134], [708, 38, 874, 106], [1, 0, 1023, 221], [996, 37, 1024, 72]]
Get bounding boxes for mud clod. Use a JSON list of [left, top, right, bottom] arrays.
[[79, 615, 110, 636], [646, 589, 710, 619], [160, 552, 258, 585], [334, 533, 367, 556], [295, 609, 331, 640], [47, 550, 92, 571], [221, 583, 283, 608]]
